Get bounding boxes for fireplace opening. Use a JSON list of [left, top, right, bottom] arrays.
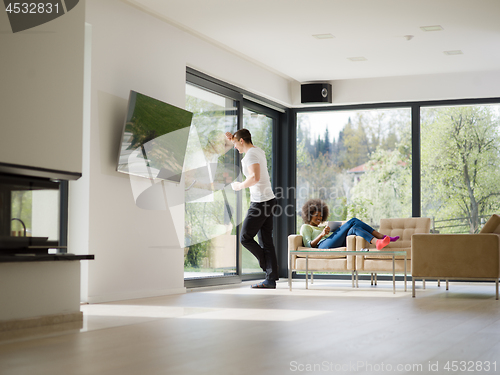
[[0, 174, 66, 255]]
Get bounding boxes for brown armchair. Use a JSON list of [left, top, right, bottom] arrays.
[[412, 214, 500, 299]]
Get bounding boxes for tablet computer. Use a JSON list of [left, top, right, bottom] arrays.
[[327, 221, 343, 232]]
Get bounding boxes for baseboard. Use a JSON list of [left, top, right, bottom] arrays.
[[85, 287, 187, 304], [0, 311, 83, 332]]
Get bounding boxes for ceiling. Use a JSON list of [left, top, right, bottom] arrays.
[[129, 0, 500, 83]]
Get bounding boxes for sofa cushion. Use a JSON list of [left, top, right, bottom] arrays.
[[294, 246, 347, 259], [363, 247, 410, 260], [375, 217, 431, 259], [295, 258, 352, 271], [379, 217, 431, 240], [479, 214, 500, 234]]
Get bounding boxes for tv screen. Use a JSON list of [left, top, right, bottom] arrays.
[[116, 91, 193, 183]]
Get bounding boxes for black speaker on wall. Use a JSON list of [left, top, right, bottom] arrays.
[[301, 83, 332, 104]]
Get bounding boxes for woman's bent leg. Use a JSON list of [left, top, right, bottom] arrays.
[[349, 218, 375, 234], [318, 218, 370, 249], [347, 226, 374, 243]]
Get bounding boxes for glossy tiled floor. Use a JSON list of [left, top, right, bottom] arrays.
[[1, 280, 500, 375]]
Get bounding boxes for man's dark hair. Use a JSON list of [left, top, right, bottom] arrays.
[[232, 128, 253, 144]]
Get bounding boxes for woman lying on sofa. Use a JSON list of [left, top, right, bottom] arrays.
[[300, 199, 399, 249]]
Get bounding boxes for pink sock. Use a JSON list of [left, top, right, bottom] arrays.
[[384, 235, 400, 242], [376, 236, 390, 250]]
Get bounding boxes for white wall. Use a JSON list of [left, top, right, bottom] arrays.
[[69, 22, 93, 302], [0, 2, 84, 174], [0, 262, 81, 321], [71, 0, 292, 303], [292, 70, 500, 106]]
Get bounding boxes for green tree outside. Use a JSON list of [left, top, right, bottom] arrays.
[[421, 105, 500, 233], [296, 109, 411, 230]]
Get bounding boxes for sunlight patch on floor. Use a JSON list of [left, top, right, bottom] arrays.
[[179, 308, 328, 321], [81, 304, 213, 319], [80, 304, 328, 322]]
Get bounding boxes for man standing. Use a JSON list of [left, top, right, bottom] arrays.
[[226, 129, 278, 288]]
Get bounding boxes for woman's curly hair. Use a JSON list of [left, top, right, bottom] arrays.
[[301, 199, 329, 224]]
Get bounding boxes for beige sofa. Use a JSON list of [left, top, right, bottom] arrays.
[[412, 214, 500, 300], [288, 217, 431, 289], [355, 217, 431, 284]]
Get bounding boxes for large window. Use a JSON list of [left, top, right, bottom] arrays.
[[184, 84, 238, 279], [421, 104, 500, 233], [296, 108, 411, 230]]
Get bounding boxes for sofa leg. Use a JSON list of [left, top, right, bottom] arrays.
[[412, 279, 416, 298], [305, 256, 308, 290], [423, 279, 426, 289], [446, 279, 449, 290], [374, 273, 377, 286], [496, 279, 499, 300], [370, 273, 374, 285], [437, 279, 440, 287]]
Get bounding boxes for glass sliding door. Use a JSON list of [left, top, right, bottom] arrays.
[[421, 104, 500, 233], [241, 106, 274, 274], [184, 81, 279, 282], [184, 84, 239, 279], [296, 108, 412, 231]]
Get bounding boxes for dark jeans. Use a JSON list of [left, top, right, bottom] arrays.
[[318, 218, 375, 249], [240, 198, 279, 281]]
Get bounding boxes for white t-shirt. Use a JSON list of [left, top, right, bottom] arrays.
[[241, 147, 275, 203]]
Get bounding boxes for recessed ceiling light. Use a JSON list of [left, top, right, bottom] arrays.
[[348, 57, 367, 62], [312, 33, 335, 39], [444, 50, 463, 55], [420, 25, 444, 32]]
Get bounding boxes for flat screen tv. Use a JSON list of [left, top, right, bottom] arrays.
[[116, 90, 193, 183]]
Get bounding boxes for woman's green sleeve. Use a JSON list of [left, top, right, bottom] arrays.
[[299, 224, 313, 248]]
